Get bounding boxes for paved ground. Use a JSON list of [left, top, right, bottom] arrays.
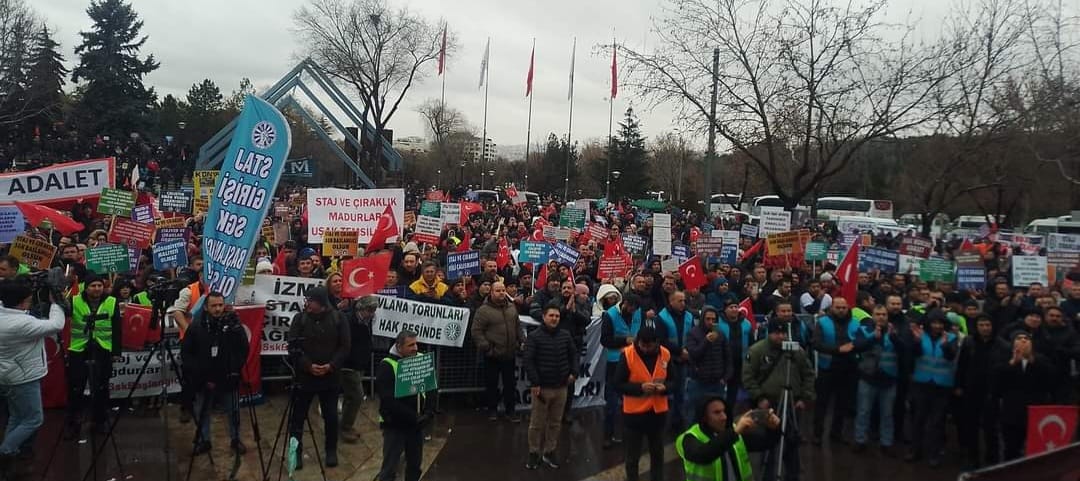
[[24, 394, 965, 481]]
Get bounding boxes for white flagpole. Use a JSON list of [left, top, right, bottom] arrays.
[[564, 37, 576, 201], [607, 34, 615, 201], [480, 37, 491, 190]]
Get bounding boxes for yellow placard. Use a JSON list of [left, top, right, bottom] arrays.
[[193, 197, 210, 214], [9, 234, 56, 269], [321, 229, 359, 257], [155, 216, 188, 229], [192, 171, 218, 199]]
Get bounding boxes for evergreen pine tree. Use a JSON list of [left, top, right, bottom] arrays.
[[608, 107, 649, 199], [72, 0, 159, 136], [24, 25, 68, 131]]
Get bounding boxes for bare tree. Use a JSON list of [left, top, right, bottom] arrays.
[[0, 0, 41, 126], [616, 0, 958, 210], [417, 98, 465, 148], [649, 133, 699, 202], [294, 0, 455, 174]]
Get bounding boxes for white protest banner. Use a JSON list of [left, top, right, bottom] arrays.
[[109, 342, 182, 398], [574, 199, 591, 212], [740, 224, 759, 239], [515, 316, 605, 410], [371, 295, 470, 348], [242, 275, 325, 354], [653, 213, 672, 229], [1012, 255, 1049, 286], [759, 207, 791, 236], [837, 217, 877, 235], [414, 215, 443, 245], [306, 188, 404, 243], [1048, 233, 1080, 253], [440, 202, 461, 226], [0, 157, 115, 204], [653, 213, 673, 256]]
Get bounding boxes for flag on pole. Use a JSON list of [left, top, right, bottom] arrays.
[[610, 41, 618, 99], [526, 41, 535, 97], [438, 25, 447, 75], [479, 37, 490, 89], [568, 37, 576, 101]]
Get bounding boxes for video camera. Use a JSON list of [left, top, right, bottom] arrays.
[[26, 267, 70, 318]]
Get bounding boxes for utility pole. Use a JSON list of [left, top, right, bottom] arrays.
[[703, 48, 719, 218]]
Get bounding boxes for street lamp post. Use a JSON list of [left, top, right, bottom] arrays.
[[436, 169, 442, 189], [460, 161, 466, 186], [610, 170, 621, 202]]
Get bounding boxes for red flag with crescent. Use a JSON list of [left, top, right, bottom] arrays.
[[122, 304, 154, 350], [496, 237, 511, 269], [1027, 405, 1079, 456], [341, 251, 392, 298], [739, 297, 756, 331], [678, 255, 707, 291], [366, 204, 399, 252]]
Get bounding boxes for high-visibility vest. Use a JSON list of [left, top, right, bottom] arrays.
[[378, 357, 425, 424], [912, 332, 957, 387], [71, 295, 118, 353], [179, 281, 205, 339], [676, 424, 753, 481], [133, 291, 152, 306], [622, 345, 670, 415], [606, 305, 642, 363]]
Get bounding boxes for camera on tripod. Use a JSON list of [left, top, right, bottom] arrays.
[[26, 266, 70, 318]]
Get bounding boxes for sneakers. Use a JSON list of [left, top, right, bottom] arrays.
[[325, 451, 338, 468], [541, 453, 560, 469], [231, 439, 246, 455], [525, 453, 540, 470]]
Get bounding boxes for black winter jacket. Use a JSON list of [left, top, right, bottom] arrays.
[[686, 325, 730, 384], [524, 325, 579, 388], [181, 312, 249, 391]]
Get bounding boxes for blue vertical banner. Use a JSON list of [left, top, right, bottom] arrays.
[[202, 96, 292, 302]]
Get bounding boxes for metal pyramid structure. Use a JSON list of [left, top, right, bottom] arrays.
[[193, 58, 401, 188]]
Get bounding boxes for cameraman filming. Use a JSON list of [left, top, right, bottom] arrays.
[[65, 272, 122, 439], [743, 319, 815, 481], [0, 278, 65, 476], [180, 292, 249, 455]]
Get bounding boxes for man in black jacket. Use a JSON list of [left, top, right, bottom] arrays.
[[1040, 306, 1080, 403], [287, 286, 351, 468], [375, 330, 432, 481], [523, 304, 579, 470], [955, 315, 1008, 469], [996, 331, 1055, 461], [341, 296, 376, 444], [182, 292, 249, 455], [685, 306, 730, 429]]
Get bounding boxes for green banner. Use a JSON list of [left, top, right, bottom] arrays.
[[394, 353, 438, 398], [85, 244, 131, 274], [420, 201, 441, 218], [804, 241, 829, 262], [919, 258, 956, 283], [98, 188, 135, 216], [559, 207, 587, 231]]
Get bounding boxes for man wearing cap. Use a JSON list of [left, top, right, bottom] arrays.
[[743, 319, 815, 481], [906, 309, 959, 467], [614, 326, 673, 481], [599, 293, 643, 448], [341, 296, 376, 443], [287, 286, 351, 468], [65, 272, 122, 438], [995, 329, 1054, 460]]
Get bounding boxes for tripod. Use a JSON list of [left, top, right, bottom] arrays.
[[77, 293, 185, 481], [264, 361, 328, 481]]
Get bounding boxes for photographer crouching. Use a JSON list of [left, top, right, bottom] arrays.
[[0, 278, 65, 478], [180, 292, 249, 455]]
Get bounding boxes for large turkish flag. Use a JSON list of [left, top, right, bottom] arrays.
[[1027, 405, 1079, 456], [341, 251, 392, 298]]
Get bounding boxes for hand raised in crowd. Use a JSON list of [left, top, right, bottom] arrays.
[[706, 331, 719, 343], [734, 413, 755, 435], [910, 323, 924, 339]]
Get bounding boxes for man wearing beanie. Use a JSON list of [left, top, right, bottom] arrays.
[[287, 286, 351, 468], [614, 325, 673, 481], [65, 272, 123, 439], [743, 319, 814, 481]]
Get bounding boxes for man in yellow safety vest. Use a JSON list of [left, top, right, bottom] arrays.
[[65, 272, 122, 438], [677, 396, 779, 481]]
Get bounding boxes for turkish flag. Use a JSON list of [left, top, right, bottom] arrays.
[[341, 251, 392, 298], [234, 304, 264, 399], [535, 263, 548, 291], [460, 202, 483, 224], [739, 297, 756, 331], [959, 238, 976, 252], [1027, 405, 1079, 456], [457, 228, 472, 252], [366, 204, 399, 252], [836, 236, 861, 308], [122, 304, 154, 350], [496, 237, 511, 269], [690, 227, 702, 244], [679, 255, 707, 291], [739, 238, 765, 263]]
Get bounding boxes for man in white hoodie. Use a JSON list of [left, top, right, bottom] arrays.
[[0, 278, 65, 475]]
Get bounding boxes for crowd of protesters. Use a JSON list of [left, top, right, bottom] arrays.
[[0, 162, 1077, 481]]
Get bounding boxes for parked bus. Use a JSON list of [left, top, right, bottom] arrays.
[[1026, 216, 1080, 234], [815, 196, 894, 220]]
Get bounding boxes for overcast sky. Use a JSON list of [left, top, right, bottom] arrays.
[[37, 0, 950, 151]]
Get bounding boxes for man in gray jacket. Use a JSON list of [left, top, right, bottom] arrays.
[[0, 278, 65, 476]]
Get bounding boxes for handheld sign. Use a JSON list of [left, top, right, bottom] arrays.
[[394, 353, 438, 398]]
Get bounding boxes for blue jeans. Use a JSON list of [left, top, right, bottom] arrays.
[[0, 380, 43, 455], [194, 389, 240, 444], [684, 377, 726, 427], [604, 362, 621, 438], [855, 379, 896, 446]]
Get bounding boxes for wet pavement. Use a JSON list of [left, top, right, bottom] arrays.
[[24, 395, 965, 481]]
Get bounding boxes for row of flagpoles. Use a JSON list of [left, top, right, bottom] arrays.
[[435, 25, 620, 195]]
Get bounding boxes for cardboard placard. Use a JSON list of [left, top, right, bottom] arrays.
[[108, 217, 155, 249], [8, 234, 56, 269], [159, 191, 193, 214], [192, 170, 219, 199], [518, 241, 551, 264], [413, 215, 443, 245], [131, 204, 154, 224], [152, 240, 188, 271], [900, 236, 934, 259], [155, 216, 187, 229], [85, 244, 130, 274], [918, 258, 956, 283], [559, 207, 587, 231], [758, 207, 791, 236], [322, 229, 360, 257], [1012, 256, 1049, 286], [446, 251, 482, 279], [393, 353, 438, 398], [440, 202, 460, 226]]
